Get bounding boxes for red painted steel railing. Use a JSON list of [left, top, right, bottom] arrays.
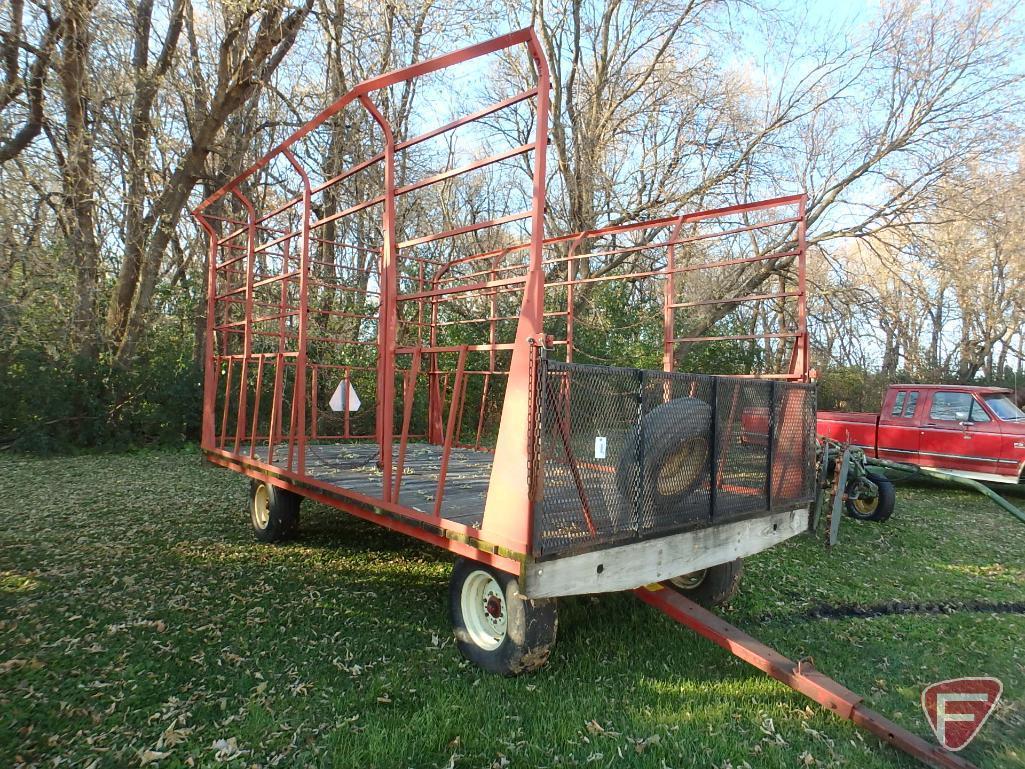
[[193, 28, 809, 557]]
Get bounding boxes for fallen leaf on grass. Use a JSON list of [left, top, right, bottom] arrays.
[[159, 726, 193, 748], [1, 658, 44, 673], [633, 734, 660, 753], [211, 737, 245, 761], [139, 749, 171, 764]]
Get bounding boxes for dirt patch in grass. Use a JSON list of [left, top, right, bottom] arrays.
[[788, 599, 1025, 622]]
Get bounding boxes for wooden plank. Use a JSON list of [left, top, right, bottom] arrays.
[[522, 508, 809, 599]]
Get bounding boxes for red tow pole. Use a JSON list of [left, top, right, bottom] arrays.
[[634, 585, 978, 769]]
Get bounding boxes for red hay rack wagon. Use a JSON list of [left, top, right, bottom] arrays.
[[192, 28, 816, 674]]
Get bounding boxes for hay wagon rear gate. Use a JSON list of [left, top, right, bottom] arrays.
[[193, 29, 973, 769]]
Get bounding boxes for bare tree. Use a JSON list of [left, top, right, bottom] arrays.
[[0, 0, 62, 163], [55, 0, 100, 356], [112, 0, 315, 362], [104, 0, 186, 346]]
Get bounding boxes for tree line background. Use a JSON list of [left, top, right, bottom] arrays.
[[1, 0, 1023, 451]]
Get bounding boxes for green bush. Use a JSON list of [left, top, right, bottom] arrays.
[[0, 338, 202, 452]]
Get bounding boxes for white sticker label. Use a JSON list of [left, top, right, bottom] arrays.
[[594, 436, 607, 460]]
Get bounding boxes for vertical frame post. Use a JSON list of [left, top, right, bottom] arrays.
[[766, 380, 776, 510], [565, 233, 586, 363], [249, 356, 265, 457], [231, 187, 257, 455], [633, 368, 646, 536], [433, 346, 469, 518], [311, 365, 318, 441], [708, 377, 718, 523], [195, 214, 220, 452], [479, 30, 551, 553], [393, 348, 423, 500], [359, 95, 398, 502], [662, 217, 686, 373], [795, 194, 809, 380], [283, 149, 312, 475]]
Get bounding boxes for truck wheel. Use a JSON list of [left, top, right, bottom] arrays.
[[665, 559, 743, 607], [249, 479, 300, 542], [844, 472, 895, 522], [449, 558, 557, 675], [617, 397, 712, 508]]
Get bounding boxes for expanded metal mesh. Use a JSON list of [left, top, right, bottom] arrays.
[[532, 360, 816, 559]]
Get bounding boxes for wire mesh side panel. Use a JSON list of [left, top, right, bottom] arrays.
[[637, 372, 715, 534], [532, 363, 640, 555], [714, 379, 771, 522], [532, 360, 816, 559], [770, 383, 817, 509]]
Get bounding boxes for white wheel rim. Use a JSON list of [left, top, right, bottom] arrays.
[[252, 483, 270, 530], [460, 570, 507, 651], [670, 569, 707, 591]]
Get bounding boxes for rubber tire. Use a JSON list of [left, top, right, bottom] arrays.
[[449, 558, 557, 676], [844, 472, 895, 522], [665, 559, 743, 608], [249, 479, 301, 542], [616, 397, 712, 507]]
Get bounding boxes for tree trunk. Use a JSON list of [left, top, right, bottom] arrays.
[[113, 0, 314, 363], [58, 0, 100, 359], [105, 0, 185, 346]]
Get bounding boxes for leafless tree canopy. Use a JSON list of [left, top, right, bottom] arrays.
[[0, 0, 1023, 393]]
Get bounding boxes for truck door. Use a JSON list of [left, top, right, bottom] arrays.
[[877, 389, 921, 463], [920, 391, 1001, 476], [961, 396, 1004, 477]]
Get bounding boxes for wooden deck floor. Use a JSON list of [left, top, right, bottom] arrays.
[[240, 440, 784, 555], [249, 442, 493, 528]]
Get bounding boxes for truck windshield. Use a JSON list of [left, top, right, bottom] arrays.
[[982, 394, 1025, 420]]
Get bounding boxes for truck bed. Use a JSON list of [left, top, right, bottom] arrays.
[[817, 410, 879, 452]]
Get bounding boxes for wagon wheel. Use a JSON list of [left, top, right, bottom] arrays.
[[844, 472, 895, 523], [449, 558, 557, 675], [665, 559, 743, 608], [249, 479, 301, 542]]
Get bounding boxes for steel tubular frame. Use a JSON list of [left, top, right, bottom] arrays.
[[542, 194, 809, 381], [193, 28, 552, 559], [192, 29, 810, 564]]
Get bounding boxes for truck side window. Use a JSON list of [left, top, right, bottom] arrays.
[[929, 392, 972, 421], [969, 399, 991, 423], [903, 391, 919, 417], [891, 391, 906, 416]]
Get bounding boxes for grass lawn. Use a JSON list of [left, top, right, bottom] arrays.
[[1, 450, 1023, 768]]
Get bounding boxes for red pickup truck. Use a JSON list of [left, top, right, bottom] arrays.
[[817, 385, 1025, 484]]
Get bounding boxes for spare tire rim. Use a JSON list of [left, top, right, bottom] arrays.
[[656, 437, 708, 496], [670, 569, 708, 590], [461, 570, 507, 651], [252, 483, 271, 529]]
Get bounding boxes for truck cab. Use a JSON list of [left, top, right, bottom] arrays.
[[819, 385, 1025, 484]]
